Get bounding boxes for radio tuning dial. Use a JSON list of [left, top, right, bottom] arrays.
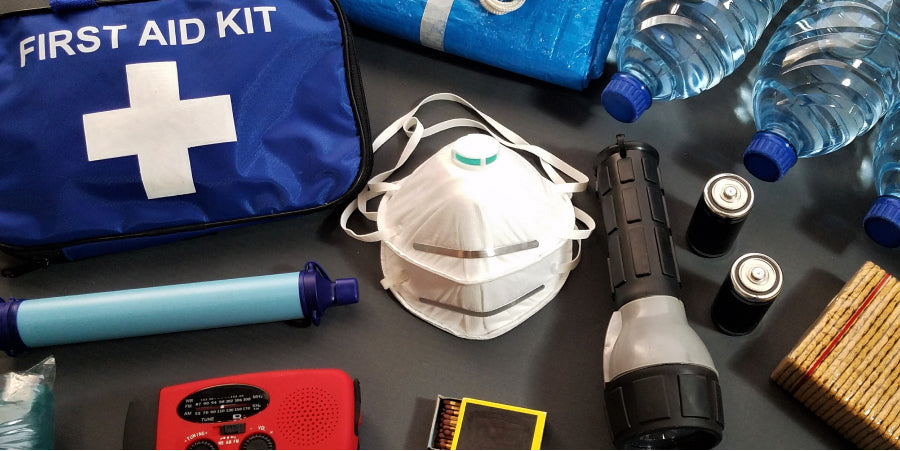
[[186, 439, 218, 450], [240, 433, 276, 450]]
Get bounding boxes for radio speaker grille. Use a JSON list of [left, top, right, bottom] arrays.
[[276, 386, 341, 448]]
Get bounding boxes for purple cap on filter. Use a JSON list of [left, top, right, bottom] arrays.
[[300, 261, 359, 325], [0, 297, 26, 356]]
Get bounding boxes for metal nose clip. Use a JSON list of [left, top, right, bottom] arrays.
[[419, 285, 545, 317], [412, 240, 539, 258]]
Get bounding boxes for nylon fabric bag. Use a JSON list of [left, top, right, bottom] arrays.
[[0, 0, 372, 275]]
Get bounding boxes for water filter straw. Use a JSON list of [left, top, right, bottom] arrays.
[[743, 0, 900, 182], [601, 0, 786, 122], [865, 104, 900, 247], [0, 261, 358, 356]]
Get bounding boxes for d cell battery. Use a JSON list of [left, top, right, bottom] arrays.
[[711, 253, 783, 335], [687, 173, 754, 257]]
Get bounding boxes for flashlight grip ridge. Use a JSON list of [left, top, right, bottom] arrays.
[[595, 136, 680, 308]]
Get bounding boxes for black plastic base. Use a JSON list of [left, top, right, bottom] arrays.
[[605, 363, 724, 449]]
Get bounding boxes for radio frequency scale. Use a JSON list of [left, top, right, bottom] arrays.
[[155, 369, 360, 450]]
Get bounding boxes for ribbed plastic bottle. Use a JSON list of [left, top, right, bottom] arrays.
[[600, 0, 787, 123], [743, 0, 900, 182], [864, 103, 900, 247]]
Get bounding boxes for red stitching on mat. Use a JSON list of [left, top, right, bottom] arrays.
[[789, 272, 892, 395]]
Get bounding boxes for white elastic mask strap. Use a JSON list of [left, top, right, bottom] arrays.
[[567, 206, 596, 241], [417, 116, 574, 191], [413, 94, 589, 193], [341, 92, 591, 241], [418, 94, 569, 183], [369, 115, 425, 185], [340, 111, 425, 241], [340, 187, 388, 242], [376, 93, 588, 191], [556, 207, 595, 274]]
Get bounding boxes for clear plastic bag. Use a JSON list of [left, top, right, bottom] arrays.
[[0, 356, 55, 450]]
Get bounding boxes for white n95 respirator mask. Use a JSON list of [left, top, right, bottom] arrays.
[[341, 93, 595, 339]]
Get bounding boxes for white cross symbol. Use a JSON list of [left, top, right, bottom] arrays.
[[83, 61, 237, 199]]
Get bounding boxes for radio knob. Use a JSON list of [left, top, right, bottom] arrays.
[[186, 439, 218, 450], [240, 433, 275, 450]]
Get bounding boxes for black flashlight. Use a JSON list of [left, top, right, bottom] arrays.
[[595, 135, 724, 449]]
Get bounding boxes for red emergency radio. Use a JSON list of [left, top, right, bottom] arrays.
[[155, 369, 360, 450]]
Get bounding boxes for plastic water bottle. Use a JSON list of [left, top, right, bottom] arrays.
[[864, 103, 900, 247], [600, 0, 787, 123], [742, 0, 900, 182]]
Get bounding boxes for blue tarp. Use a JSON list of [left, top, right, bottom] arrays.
[[338, 0, 626, 90]]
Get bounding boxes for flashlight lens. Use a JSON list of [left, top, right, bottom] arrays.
[[628, 427, 721, 449]]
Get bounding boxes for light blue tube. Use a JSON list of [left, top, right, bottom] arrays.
[[15, 273, 303, 347]]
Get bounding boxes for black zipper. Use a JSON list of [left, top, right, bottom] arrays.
[[0, 0, 157, 19], [329, 0, 375, 213]]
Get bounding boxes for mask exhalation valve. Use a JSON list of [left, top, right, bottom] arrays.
[[452, 133, 500, 168]]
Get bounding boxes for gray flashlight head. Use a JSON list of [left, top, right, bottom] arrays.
[[602, 295, 724, 449]]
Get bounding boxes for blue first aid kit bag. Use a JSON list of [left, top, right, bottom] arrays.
[[0, 0, 372, 276], [336, 0, 626, 90]]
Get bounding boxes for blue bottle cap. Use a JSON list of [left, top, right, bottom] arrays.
[[742, 131, 798, 182], [602, 72, 652, 123], [864, 196, 900, 248]]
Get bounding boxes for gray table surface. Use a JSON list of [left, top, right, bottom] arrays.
[[2, 8, 899, 449]]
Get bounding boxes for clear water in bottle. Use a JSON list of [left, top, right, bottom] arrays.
[[864, 103, 900, 247], [601, 0, 787, 122], [743, 0, 900, 182]]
